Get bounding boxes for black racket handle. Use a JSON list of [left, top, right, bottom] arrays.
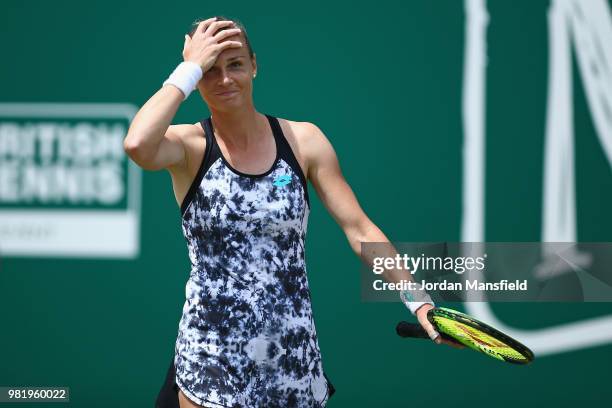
[[396, 321, 430, 339], [396, 321, 454, 342]]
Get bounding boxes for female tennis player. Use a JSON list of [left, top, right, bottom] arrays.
[[124, 16, 460, 408]]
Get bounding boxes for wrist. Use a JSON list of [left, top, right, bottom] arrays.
[[414, 302, 434, 315], [162, 61, 203, 101], [400, 283, 435, 315]]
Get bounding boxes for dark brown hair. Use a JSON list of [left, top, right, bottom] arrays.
[[187, 16, 254, 59]]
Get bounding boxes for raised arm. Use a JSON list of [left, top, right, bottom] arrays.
[[123, 87, 187, 171], [123, 18, 243, 171]]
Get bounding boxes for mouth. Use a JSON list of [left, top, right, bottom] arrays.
[[215, 90, 239, 97]]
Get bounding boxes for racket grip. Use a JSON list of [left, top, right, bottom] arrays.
[[396, 321, 430, 339]]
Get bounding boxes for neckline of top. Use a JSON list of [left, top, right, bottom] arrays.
[[209, 114, 280, 179]]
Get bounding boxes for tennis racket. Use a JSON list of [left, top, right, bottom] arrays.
[[396, 307, 535, 365]]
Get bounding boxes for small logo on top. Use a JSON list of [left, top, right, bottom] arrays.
[[272, 174, 292, 187]]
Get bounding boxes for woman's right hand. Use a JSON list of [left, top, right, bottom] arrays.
[[182, 18, 243, 73]]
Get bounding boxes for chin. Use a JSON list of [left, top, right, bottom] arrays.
[[212, 101, 244, 113]]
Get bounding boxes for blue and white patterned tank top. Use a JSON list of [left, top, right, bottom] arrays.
[[174, 114, 334, 408]]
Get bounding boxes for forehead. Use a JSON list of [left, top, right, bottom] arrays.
[[215, 32, 251, 61]]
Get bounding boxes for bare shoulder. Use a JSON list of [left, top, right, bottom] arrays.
[[276, 117, 336, 180], [276, 118, 332, 157], [278, 117, 335, 155], [277, 118, 326, 144], [163, 122, 207, 207], [168, 122, 205, 145], [166, 122, 206, 171]]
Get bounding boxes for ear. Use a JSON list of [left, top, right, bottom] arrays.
[[251, 53, 257, 77]]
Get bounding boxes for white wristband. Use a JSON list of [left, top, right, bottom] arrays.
[[163, 61, 203, 101], [400, 283, 435, 315]]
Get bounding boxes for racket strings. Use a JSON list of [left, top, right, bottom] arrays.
[[434, 317, 529, 362]]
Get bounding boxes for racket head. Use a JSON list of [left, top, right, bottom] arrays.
[[427, 307, 535, 364]]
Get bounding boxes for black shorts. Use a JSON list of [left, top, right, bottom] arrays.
[[155, 356, 179, 408], [154, 355, 336, 408]]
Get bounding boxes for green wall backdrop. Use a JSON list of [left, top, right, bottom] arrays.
[[1, 0, 612, 407]]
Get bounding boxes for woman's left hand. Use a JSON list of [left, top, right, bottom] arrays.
[[415, 304, 465, 349]]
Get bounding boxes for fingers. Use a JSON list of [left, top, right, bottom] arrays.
[[215, 40, 243, 51], [416, 310, 465, 349], [440, 338, 466, 349], [204, 20, 236, 37], [425, 325, 442, 344], [213, 27, 242, 42], [196, 17, 217, 34], [427, 328, 465, 349], [417, 315, 439, 342]]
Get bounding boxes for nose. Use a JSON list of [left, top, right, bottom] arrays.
[[220, 69, 234, 86]]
